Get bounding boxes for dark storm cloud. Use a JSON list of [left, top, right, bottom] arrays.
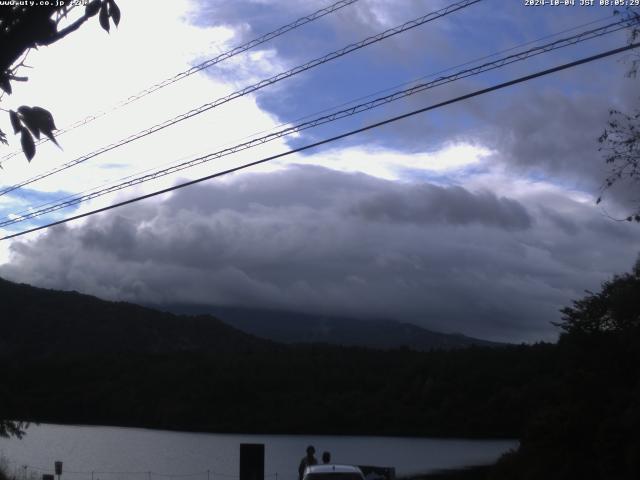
[[348, 183, 532, 230], [2, 165, 639, 343], [489, 89, 609, 184], [478, 71, 640, 213], [349, 43, 639, 210]]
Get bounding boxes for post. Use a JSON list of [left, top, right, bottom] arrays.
[[54, 461, 63, 480], [239, 444, 264, 480], [207, 470, 210, 480]]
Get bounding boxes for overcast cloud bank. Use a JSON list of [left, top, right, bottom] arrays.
[[2, 165, 638, 343]]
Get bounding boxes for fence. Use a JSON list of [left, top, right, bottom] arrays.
[[1, 462, 280, 480]]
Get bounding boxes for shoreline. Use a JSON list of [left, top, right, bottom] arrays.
[[9, 420, 517, 442], [400, 465, 493, 480]]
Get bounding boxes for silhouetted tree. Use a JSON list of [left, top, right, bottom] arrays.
[[597, 7, 640, 220], [555, 257, 640, 335], [489, 257, 640, 480], [0, 420, 27, 439], [0, 0, 120, 161], [598, 107, 640, 222]]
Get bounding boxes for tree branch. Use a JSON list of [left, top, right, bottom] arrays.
[[39, 14, 89, 46]]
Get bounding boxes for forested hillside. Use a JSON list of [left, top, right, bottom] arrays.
[[0, 277, 273, 357], [1, 343, 558, 438], [0, 277, 550, 438], [2, 263, 640, 479]]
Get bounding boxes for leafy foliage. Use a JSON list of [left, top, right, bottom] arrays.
[[0, 420, 27, 439], [596, 7, 640, 220], [0, 0, 121, 162], [555, 257, 640, 335], [1, 345, 558, 438], [488, 259, 640, 480], [598, 107, 640, 221], [5, 105, 59, 161], [617, 7, 640, 79]]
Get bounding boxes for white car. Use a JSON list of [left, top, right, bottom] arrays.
[[303, 465, 366, 480]]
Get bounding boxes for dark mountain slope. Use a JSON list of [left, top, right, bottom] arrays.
[[161, 304, 504, 350], [0, 277, 273, 357], [0, 277, 561, 440]]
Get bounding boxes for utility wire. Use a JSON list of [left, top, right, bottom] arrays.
[[268, 13, 618, 128], [2, 42, 638, 242], [5, 13, 620, 221], [1, 16, 633, 228], [0, 0, 360, 165], [0, 0, 482, 197]]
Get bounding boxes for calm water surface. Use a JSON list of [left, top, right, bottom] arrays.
[[0, 424, 516, 480]]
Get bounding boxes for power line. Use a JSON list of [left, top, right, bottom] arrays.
[[271, 13, 618, 128], [5, 13, 621, 221], [0, 0, 360, 166], [3, 42, 637, 242], [0, 0, 482, 197], [0, 16, 632, 227]]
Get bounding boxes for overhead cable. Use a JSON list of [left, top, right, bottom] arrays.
[[0, 0, 360, 165], [5, 13, 620, 221], [3, 41, 638, 241], [1, 16, 633, 228], [0, 0, 482, 196]]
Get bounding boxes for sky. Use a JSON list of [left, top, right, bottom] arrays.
[[0, 0, 639, 343]]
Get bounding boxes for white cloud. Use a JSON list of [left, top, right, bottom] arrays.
[[0, 0, 294, 240], [287, 142, 490, 181]]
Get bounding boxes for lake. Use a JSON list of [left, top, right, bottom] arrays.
[[0, 424, 516, 480]]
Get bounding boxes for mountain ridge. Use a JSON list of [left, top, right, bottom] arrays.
[[150, 304, 504, 350], [0, 277, 273, 357], [0, 276, 502, 356]]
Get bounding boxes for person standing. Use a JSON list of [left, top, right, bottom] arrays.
[[298, 445, 318, 480], [321, 452, 331, 464]]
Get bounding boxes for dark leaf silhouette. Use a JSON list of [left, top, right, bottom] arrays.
[[0, 128, 7, 146], [108, 0, 121, 27], [85, 0, 101, 17], [30, 106, 57, 130], [9, 110, 21, 134], [20, 128, 36, 162], [0, 1, 121, 162], [99, 2, 110, 32], [30, 106, 59, 146], [16, 105, 59, 146], [0, 75, 12, 95], [18, 106, 41, 140]]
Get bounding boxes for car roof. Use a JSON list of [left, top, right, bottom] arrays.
[[305, 465, 364, 475]]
